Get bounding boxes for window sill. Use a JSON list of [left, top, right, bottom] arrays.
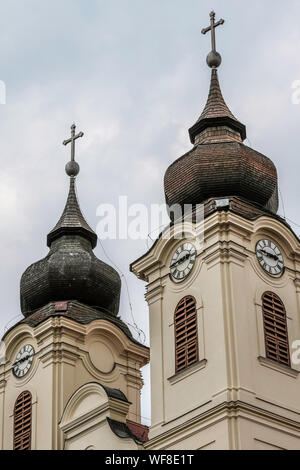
[[257, 356, 299, 378], [167, 359, 207, 385]]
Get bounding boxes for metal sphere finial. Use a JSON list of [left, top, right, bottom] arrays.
[[65, 161, 80, 177], [206, 50, 222, 68]]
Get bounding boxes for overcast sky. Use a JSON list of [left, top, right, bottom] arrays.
[[1, 0, 300, 425]]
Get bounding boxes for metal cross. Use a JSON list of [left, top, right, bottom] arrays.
[[201, 11, 225, 52], [63, 123, 84, 162]]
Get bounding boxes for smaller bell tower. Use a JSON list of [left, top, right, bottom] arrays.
[[0, 124, 149, 450], [131, 12, 300, 450]]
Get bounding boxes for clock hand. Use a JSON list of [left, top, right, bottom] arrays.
[[170, 253, 190, 269], [258, 249, 279, 262], [14, 355, 30, 367]]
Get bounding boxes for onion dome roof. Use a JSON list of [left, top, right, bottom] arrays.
[[164, 68, 278, 215], [20, 124, 121, 318]]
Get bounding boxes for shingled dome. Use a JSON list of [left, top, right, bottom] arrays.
[[20, 177, 121, 317], [164, 68, 278, 215]]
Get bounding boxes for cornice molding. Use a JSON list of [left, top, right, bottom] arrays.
[[3, 316, 149, 373], [145, 284, 164, 305], [203, 243, 247, 270], [39, 343, 80, 367], [124, 373, 144, 389], [145, 399, 300, 449], [131, 211, 300, 283]]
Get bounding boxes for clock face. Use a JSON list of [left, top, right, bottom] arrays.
[[170, 243, 197, 281], [13, 345, 34, 379], [256, 239, 284, 276]]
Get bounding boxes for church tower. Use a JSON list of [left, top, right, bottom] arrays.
[[131, 12, 300, 450], [0, 124, 149, 450]]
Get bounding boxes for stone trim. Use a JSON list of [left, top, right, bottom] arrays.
[[257, 356, 299, 378], [167, 359, 207, 385]]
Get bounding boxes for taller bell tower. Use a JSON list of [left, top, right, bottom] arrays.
[[131, 12, 300, 450]]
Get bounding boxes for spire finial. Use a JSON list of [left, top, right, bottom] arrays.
[[63, 123, 84, 177], [201, 10, 225, 68]]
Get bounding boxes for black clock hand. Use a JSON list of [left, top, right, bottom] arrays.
[[170, 253, 190, 269], [14, 355, 30, 367], [258, 249, 279, 262]]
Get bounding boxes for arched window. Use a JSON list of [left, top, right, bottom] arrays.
[[262, 292, 290, 366], [175, 296, 198, 373], [14, 391, 32, 450]]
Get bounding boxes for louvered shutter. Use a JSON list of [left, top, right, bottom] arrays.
[[262, 292, 290, 366], [175, 296, 199, 373], [14, 391, 32, 450]]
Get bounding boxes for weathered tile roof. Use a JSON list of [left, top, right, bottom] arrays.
[[126, 419, 149, 443], [164, 141, 278, 215], [107, 418, 147, 445], [4, 300, 148, 349]]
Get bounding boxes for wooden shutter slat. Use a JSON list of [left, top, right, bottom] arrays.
[[176, 323, 197, 339], [262, 292, 290, 367]]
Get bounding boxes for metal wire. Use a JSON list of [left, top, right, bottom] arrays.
[[97, 238, 147, 344]]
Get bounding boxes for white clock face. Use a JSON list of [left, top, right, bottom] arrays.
[[256, 239, 284, 276], [13, 345, 34, 379], [170, 243, 197, 281]]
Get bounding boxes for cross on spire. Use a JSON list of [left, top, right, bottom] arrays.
[[63, 123, 84, 162], [63, 123, 84, 178], [201, 11, 225, 69], [201, 11, 225, 53]]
